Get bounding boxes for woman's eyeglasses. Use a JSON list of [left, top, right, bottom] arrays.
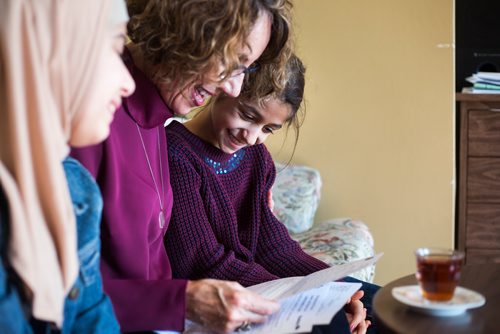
[[221, 63, 260, 79]]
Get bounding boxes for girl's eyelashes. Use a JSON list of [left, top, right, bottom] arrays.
[[235, 102, 282, 134], [238, 102, 262, 121], [237, 105, 256, 121], [240, 111, 255, 121], [263, 126, 274, 134]]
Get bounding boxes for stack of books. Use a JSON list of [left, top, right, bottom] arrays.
[[463, 72, 500, 94]]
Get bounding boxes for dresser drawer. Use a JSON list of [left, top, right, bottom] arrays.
[[466, 203, 500, 249], [468, 157, 500, 203], [468, 110, 500, 156], [466, 248, 500, 265], [457, 95, 500, 266]]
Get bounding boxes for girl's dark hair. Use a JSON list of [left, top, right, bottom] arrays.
[[239, 54, 306, 156], [126, 0, 292, 92], [279, 55, 305, 119]]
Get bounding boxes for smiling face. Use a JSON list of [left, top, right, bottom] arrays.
[[204, 96, 291, 154], [157, 12, 272, 116], [70, 23, 135, 147]]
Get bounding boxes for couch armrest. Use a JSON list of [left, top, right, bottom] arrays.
[[292, 218, 376, 283]]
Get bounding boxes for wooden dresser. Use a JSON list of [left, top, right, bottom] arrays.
[[457, 93, 500, 264]]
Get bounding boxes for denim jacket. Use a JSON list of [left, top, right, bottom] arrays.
[[60, 156, 119, 333], [0, 157, 119, 333]]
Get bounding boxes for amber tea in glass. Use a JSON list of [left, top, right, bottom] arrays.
[[415, 248, 464, 302]]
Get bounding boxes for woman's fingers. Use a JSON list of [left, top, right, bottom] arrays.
[[186, 279, 280, 333], [238, 289, 280, 316]]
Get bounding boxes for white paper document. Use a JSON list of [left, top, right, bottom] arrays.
[[184, 253, 383, 334], [248, 253, 382, 300], [248, 282, 361, 334]]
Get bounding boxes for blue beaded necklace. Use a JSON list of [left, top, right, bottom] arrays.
[[204, 149, 246, 174]]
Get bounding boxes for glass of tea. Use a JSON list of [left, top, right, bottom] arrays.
[[415, 248, 464, 302]]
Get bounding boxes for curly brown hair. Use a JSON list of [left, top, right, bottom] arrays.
[[126, 0, 292, 92]]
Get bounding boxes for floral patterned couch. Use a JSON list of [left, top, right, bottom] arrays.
[[272, 163, 376, 283]]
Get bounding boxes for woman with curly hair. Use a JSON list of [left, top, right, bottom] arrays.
[[71, 0, 292, 332]]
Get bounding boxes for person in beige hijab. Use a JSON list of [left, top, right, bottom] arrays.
[[0, 0, 134, 332]]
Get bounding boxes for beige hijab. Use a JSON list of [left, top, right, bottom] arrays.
[[0, 0, 114, 326]]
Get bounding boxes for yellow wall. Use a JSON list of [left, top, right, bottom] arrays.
[[267, 0, 455, 285]]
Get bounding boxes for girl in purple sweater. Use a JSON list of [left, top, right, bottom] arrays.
[[165, 55, 376, 334]]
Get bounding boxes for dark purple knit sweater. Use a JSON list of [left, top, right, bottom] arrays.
[[165, 121, 329, 287]]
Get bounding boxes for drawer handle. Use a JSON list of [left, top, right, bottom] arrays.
[[491, 108, 500, 112]]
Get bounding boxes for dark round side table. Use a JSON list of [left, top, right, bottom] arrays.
[[373, 264, 500, 334]]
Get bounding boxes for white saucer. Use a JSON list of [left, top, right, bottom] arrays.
[[391, 285, 485, 316]]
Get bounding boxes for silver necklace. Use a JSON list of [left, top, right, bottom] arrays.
[[135, 123, 166, 228]]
